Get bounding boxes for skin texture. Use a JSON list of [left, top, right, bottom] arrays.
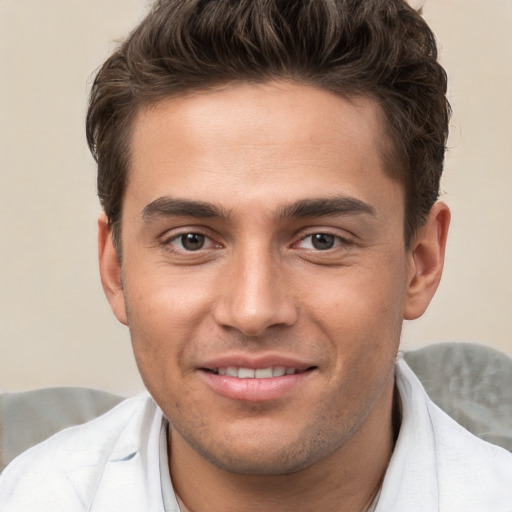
[[98, 82, 450, 512]]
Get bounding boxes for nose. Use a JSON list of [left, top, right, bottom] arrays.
[[212, 247, 298, 337]]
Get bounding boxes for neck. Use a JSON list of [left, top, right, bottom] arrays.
[[169, 378, 397, 512]]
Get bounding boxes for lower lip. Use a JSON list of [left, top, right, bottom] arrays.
[[200, 370, 313, 402]]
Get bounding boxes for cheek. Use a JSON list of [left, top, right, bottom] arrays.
[[125, 266, 215, 334], [311, 271, 405, 327], [121, 271, 213, 383], [303, 258, 407, 356]]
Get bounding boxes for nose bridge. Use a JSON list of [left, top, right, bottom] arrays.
[[213, 240, 296, 336]]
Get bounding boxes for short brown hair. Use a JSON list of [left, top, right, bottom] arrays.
[[86, 0, 450, 251]]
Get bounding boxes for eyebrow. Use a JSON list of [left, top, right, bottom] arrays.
[[141, 195, 376, 223], [142, 197, 230, 221], [277, 196, 376, 220]]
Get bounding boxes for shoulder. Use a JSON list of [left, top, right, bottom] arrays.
[[0, 393, 160, 511], [425, 391, 512, 509], [391, 356, 512, 511]]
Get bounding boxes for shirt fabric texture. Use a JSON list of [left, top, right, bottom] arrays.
[[0, 355, 511, 511]]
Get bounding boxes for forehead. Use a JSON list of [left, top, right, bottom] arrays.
[[126, 82, 402, 217]]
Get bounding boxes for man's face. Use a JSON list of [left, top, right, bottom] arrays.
[[104, 82, 417, 474]]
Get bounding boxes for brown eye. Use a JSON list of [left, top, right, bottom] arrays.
[[180, 233, 205, 251], [311, 233, 335, 250]]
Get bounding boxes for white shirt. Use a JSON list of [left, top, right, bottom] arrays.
[[1, 356, 511, 511]]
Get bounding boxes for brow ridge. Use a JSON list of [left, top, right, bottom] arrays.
[[278, 196, 376, 220], [142, 197, 229, 221], [141, 195, 375, 223]]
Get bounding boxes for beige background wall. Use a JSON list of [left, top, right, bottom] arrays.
[[0, 0, 511, 394]]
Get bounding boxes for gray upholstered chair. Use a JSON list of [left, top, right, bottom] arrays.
[[1, 342, 511, 473]]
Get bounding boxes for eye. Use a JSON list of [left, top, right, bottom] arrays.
[[297, 233, 343, 250], [169, 233, 212, 251]]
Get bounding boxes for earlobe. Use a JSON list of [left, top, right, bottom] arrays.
[[403, 202, 450, 320], [98, 213, 128, 325]]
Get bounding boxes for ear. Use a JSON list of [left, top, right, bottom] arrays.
[[403, 202, 450, 320], [98, 213, 128, 325]]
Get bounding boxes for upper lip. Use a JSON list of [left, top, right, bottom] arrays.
[[199, 353, 315, 372]]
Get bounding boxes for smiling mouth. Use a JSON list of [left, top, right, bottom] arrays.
[[203, 366, 316, 379]]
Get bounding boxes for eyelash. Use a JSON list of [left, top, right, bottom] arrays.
[[161, 230, 351, 254], [295, 232, 350, 251], [163, 232, 220, 252]]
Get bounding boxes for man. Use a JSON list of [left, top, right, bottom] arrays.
[[1, 0, 511, 510]]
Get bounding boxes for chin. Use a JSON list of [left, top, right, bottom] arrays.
[[197, 444, 317, 476], [175, 419, 354, 476]]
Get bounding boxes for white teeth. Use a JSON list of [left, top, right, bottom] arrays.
[[226, 367, 238, 377], [216, 366, 297, 378], [238, 368, 255, 379], [255, 368, 273, 378], [272, 367, 286, 377]]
